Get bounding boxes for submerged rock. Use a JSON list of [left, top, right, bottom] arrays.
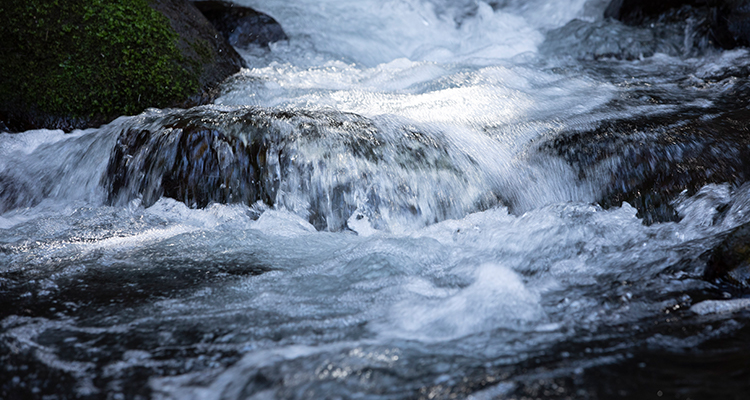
[[0, 0, 245, 132], [192, 0, 288, 48]]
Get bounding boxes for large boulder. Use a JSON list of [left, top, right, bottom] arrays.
[[0, 0, 245, 132], [192, 0, 288, 49], [103, 106, 499, 232]]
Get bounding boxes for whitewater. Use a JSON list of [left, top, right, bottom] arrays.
[[2, 0, 750, 398]]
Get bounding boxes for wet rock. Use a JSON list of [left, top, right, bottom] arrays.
[[710, 1, 750, 48], [105, 107, 385, 231], [705, 221, 750, 288], [604, 0, 750, 50], [542, 76, 750, 224], [104, 106, 493, 232], [545, 4, 716, 60], [0, 0, 244, 132], [541, 19, 658, 60], [192, 0, 288, 48], [603, 0, 706, 25], [0, 174, 45, 215], [106, 108, 276, 211]]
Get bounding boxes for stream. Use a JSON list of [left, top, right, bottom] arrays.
[[2, 0, 750, 398]]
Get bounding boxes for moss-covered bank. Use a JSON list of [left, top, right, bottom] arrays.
[[0, 0, 244, 131]]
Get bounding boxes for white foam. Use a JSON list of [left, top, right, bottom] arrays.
[[0, 129, 70, 156], [252, 209, 317, 237], [380, 263, 544, 340], [690, 299, 750, 315], [236, 0, 544, 66]]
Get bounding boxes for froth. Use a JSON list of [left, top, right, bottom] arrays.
[[378, 263, 544, 341], [236, 0, 543, 65]]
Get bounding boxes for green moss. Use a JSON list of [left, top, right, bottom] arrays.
[[190, 38, 215, 65], [0, 0, 199, 119]]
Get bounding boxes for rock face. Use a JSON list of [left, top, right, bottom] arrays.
[[192, 0, 288, 48], [0, 0, 245, 132]]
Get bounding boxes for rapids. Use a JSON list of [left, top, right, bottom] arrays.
[[2, 0, 750, 398]]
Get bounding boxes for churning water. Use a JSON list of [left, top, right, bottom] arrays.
[[3, 0, 750, 398]]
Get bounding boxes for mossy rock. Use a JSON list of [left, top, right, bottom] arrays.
[[0, 0, 245, 132]]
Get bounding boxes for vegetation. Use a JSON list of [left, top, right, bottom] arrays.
[[0, 0, 199, 120]]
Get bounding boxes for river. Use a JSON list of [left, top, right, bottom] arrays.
[[2, 0, 750, 398]]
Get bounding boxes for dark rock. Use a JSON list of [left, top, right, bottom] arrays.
[[193, 0, 288, 48], [541, 71, 750, 224], [604, 0, 750, 50], [150, 0, 247, 102], [706, 221, 750, 288], [548, 109, 750, 224], [541, 19, 659, 60], [710, 1, 750, 48], [106, 109, 274, 211], [105, 107, 382, 231], [0, 0, 245, 132], [104, 106, 493, 231], [603, 0, 707, 24], [545, 4, 718, 60]]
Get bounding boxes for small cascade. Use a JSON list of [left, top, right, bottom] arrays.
[[104, 106, 502, 231]]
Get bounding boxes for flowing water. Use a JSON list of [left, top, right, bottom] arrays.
[[3, 1, 750, 399]]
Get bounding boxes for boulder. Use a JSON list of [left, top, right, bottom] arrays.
[[192, 0, 288, 49], [103, 106, 497, 232], [0, 0, 245, 132], [603, 0, 750, 49], [541, 69, 750, 224], [105, 107, 382, 231], [546, 109, 750, 224]]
